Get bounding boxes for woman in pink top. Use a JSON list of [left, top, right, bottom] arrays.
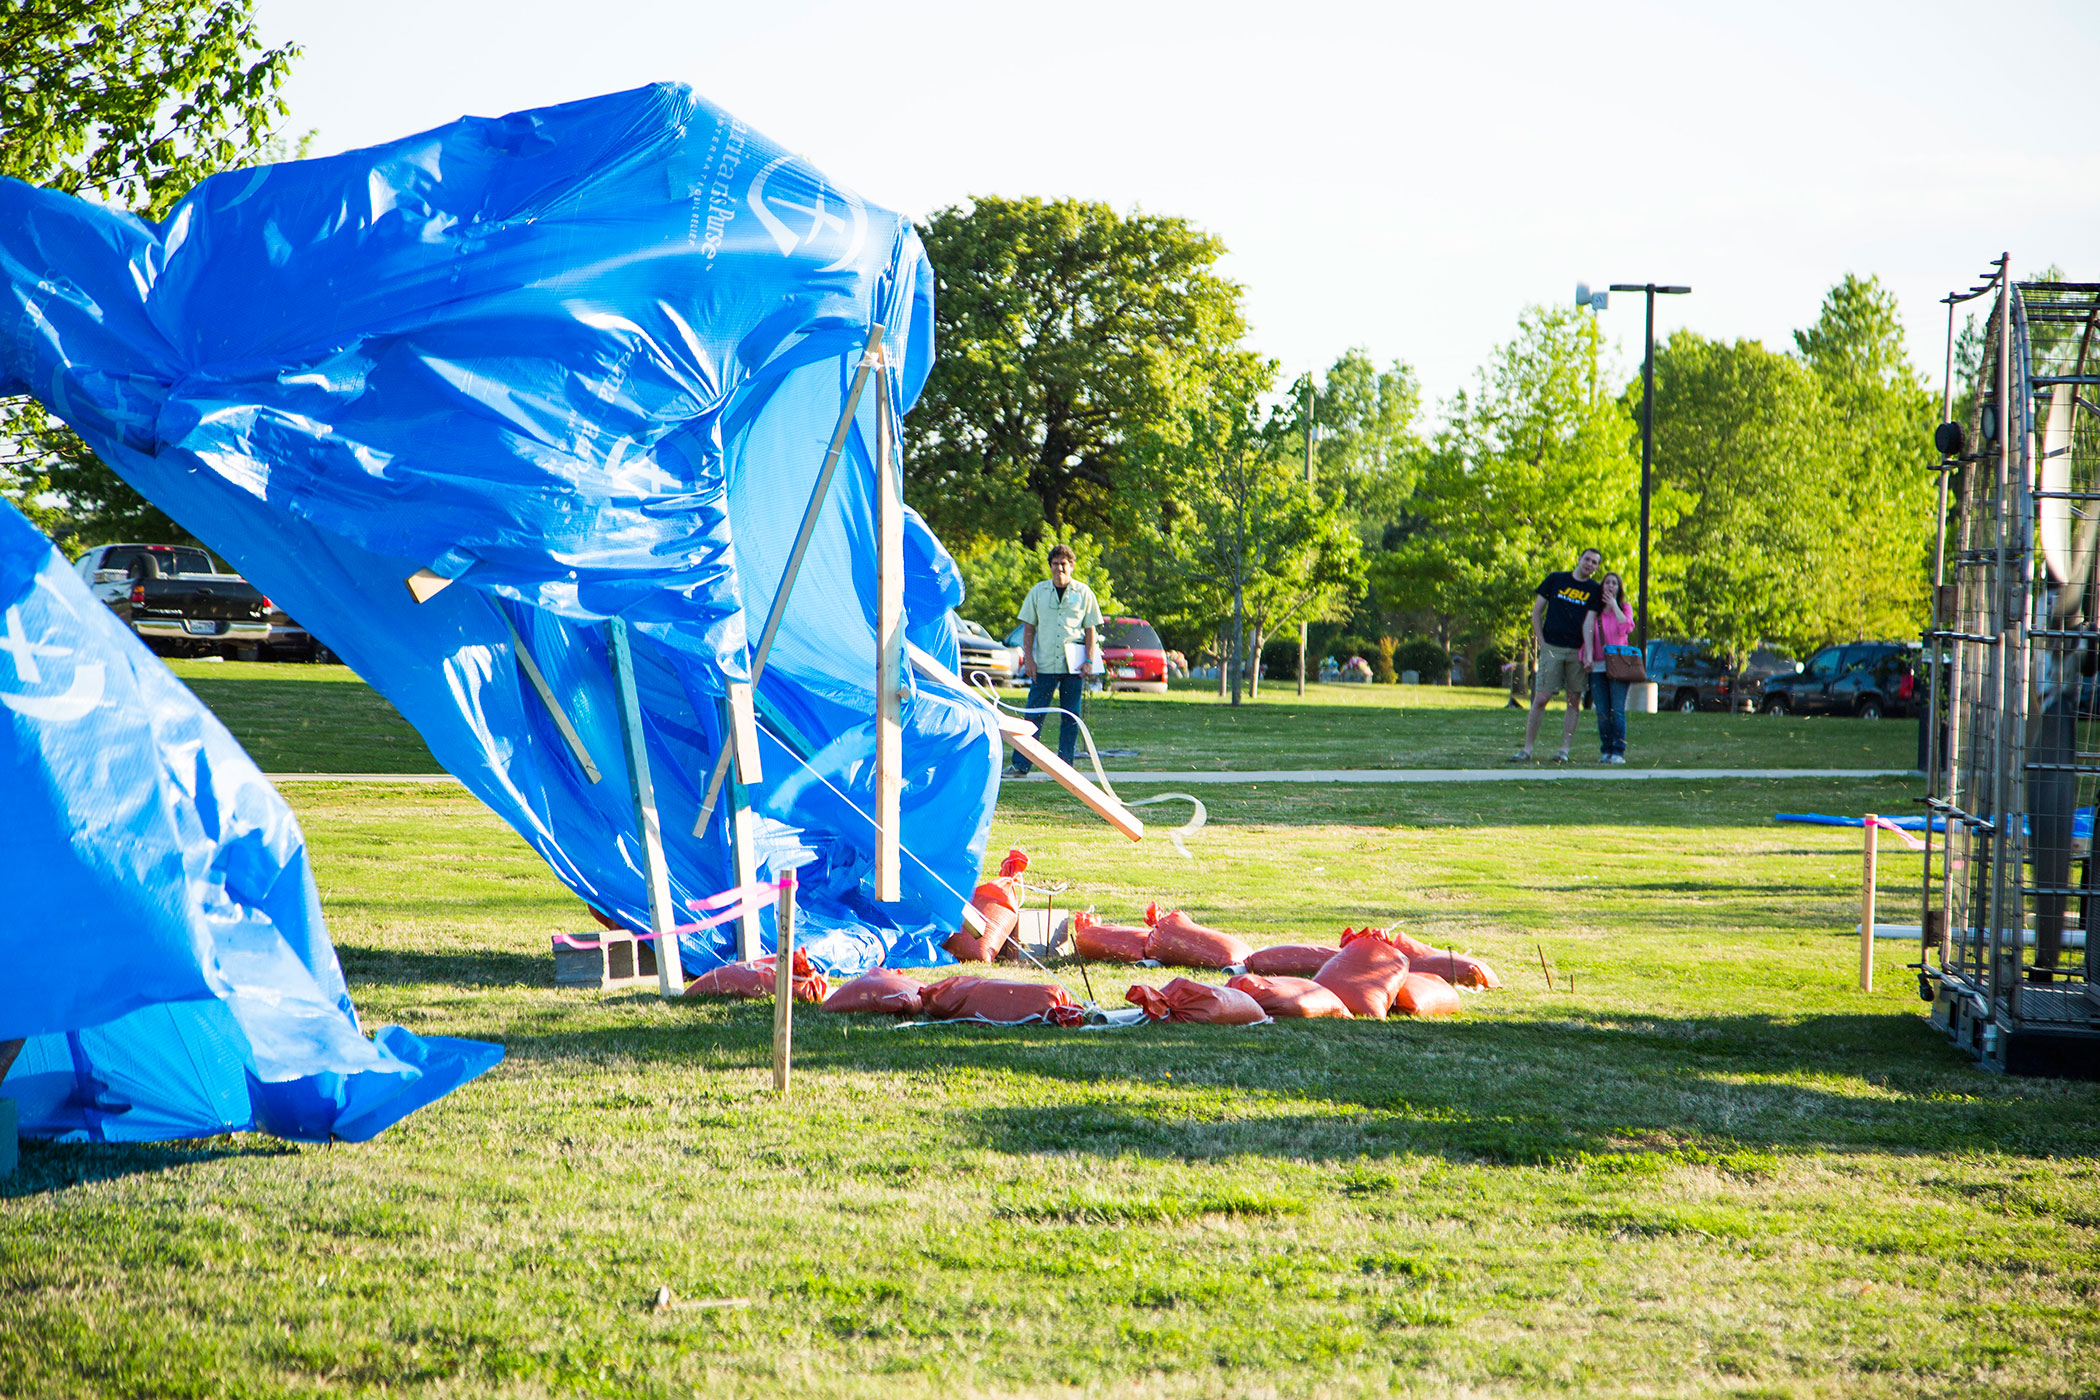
[[1584, 572, 1637, 763]]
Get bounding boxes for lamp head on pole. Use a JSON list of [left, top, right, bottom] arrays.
[[1575, 282, 1609, 311]]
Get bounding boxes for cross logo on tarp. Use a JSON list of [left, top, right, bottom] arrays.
[[0, 597, 104, 723], [747, 155, 866, 273]]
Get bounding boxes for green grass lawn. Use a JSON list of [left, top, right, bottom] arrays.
[[6, 745, 2096, 1396], [166, 660, 1919, 775]]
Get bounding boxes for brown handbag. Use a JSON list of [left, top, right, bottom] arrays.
[[1603, 645, 1647, 684]]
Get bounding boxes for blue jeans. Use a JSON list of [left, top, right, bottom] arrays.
[[1015, 672, 1084, 772], [1591, 671, 1628, 758]]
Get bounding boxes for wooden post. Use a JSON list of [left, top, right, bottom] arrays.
[[872, 364, 905, 902], [772, 874, 796, 1095], [608, 619, 680, 997], [1860, 814, 1879, 992], [719, 684, 765, 961], [496, 604, 601, 783], [696, 322, 888, 834]]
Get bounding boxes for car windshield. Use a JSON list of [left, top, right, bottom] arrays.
[[953, 617, 994, 643], [1806, 647, 1843, 679], [1102, 619, 1162, 649]]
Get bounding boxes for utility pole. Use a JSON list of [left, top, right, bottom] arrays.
[[1298, 379, 1315, 698], [1607, 282, 1690, 649]]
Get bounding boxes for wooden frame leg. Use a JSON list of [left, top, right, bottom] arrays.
[[608, 619, 680, 996]]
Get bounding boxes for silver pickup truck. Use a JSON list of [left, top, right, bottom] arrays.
[[71, 543, 320, 660]]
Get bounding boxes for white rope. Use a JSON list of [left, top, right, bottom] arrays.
[[963, 670, 1208, 857]]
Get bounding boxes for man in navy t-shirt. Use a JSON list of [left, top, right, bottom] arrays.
[[1514, 547, 1603, 762]]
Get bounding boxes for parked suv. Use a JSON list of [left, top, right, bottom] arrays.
[[1761, 642, 1919, 719], [1645, 639, 1800, 712]]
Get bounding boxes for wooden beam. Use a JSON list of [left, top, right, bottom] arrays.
[[495, 604, 602, 783], [772, 876, 796, 1096], [723, 682, 762, 785], [1001, 729, 1146, 843], [723, 777, 765, 961], [608, 619, 680, 997], [696, 321, 888, 834], [404, 569, 453, 603], [873, 365, 904, 902]]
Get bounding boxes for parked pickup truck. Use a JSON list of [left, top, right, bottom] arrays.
[[72, 542, 287, 660]]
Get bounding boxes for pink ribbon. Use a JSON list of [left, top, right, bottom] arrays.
[[553, 873, 796, 948]]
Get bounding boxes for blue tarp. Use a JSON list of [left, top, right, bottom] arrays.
[[0, 84, 1000, 976], [0, 498, 502, 1141]]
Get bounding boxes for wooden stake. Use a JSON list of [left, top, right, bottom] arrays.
[[1860, 814, 1878, 992], [608, 619, 679, 997], [1535, 943, 1554, 992], [873, 364, 904, 902], [772, 875, 796, 1096]]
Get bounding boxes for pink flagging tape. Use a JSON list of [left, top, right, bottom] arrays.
[[1868, 816, 1926, 852], [554, 876, 794, 950]]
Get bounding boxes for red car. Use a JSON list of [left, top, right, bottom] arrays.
[[1102, 617, 1169, 693]]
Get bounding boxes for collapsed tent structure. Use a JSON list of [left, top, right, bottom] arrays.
[[0, 498, 502, 1141], [0, 85, 1132, 983]]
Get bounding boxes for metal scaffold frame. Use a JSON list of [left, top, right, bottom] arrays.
[[1923, 255, 2100, 1077]]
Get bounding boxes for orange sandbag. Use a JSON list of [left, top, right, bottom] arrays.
[[1244, 944, 1344, 978], [1343, 924, 1440, 962], [1391, 971, 1463, 1016], [1227, 973, 1354, 1019], [684, 949, 829, 1003], [1071, 910, 1149, 963], [820, 967, 925, 1016], [948, 849, 1030, 962], [1405, 949, 1503, 989], [1142, 902, 1253, 969], [918, 975, 1083, 1026], [1125, 977, 1271, 1025], [1312, 928, 1411, 1020]]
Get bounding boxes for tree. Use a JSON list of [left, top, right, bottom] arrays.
[[0, 0, 300, 544], [950, 531, 1121, 635], [1373, 306, 1641, 653], [906, 195, 1250, 550], [1793, 274, 1937, 642], [1645, 331, 1843, 663], [1166, 360, 1363, 704], [1270, 348, 1427, 543]]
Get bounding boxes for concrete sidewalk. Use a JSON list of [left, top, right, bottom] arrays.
[[268, 767, 1918, 786]]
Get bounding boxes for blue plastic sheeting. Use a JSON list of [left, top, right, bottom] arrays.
[[1774, 811, 2092, 840], [1774, 813, 1949, 833], [0, 498, 502, 1142], [0, 84, 999, 975]]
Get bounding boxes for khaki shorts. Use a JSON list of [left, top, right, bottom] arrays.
[[1534, 642, 1588, 701]]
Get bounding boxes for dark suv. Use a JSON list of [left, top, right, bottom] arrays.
[[1643, 641, 1796, 713], [1760, 642, 1918, 719]]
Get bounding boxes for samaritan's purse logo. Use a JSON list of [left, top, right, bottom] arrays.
[[1, 594, 104, 722], [747, 155, 866, 273]]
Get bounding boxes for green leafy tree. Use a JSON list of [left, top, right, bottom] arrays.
[[1164, 360, 1363, 703], [1794, 274, 1937, 642], [1271, 348, 1426, 542], [950, 531, 1121, 635], [1, 0, 300, 545], [1645, 331, 1842, 663], [1374, 306, 1642, 652], [906, 195, 1250, 549]]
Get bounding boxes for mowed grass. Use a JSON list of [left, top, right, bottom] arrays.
[[165, 659, 1919, 775], [5, 760, 2097, 1397]]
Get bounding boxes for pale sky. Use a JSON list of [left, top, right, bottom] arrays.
[[258, 0, 2100, 417]]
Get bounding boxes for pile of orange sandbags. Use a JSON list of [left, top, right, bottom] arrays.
[[1071, 910, 1150, 963], [1243, 943, 1343, 978], [1125, 977, 1270, 1025], [820, 967, 925, 1015], [919, 975, 1084, 1026], [947, 849, 1030, 962], [1343, 925, 1501, 989], [1226, 973, 1352, 1019], [684, 948, 829, 1002], [1143, 903, 1253, 969]]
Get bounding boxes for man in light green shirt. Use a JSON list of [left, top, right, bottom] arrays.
[[1009, 544, 1102, 778]]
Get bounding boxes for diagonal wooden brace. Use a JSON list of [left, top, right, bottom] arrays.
[[1001, 728, 1145, 843]]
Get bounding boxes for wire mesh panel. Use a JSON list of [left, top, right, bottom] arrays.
[[1930, 271, 2100, 1071]]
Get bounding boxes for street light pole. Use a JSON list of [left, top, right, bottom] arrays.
[[1607, 282, 1690, 650], [1298, 379, 1315, 698]]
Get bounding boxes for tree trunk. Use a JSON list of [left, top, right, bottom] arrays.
[[1231, 585, 1245, 707], [1216, 626, 1228, 700], [1250, 624, 1263, 698]]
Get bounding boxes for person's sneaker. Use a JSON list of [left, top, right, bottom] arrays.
[[1608, 754, 1628, 765], [1598, 754, 1612, 764], [1002, 763, 1029, 780], [1552, 749, 1570, 764], [1509, 748, 1533, 762]]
